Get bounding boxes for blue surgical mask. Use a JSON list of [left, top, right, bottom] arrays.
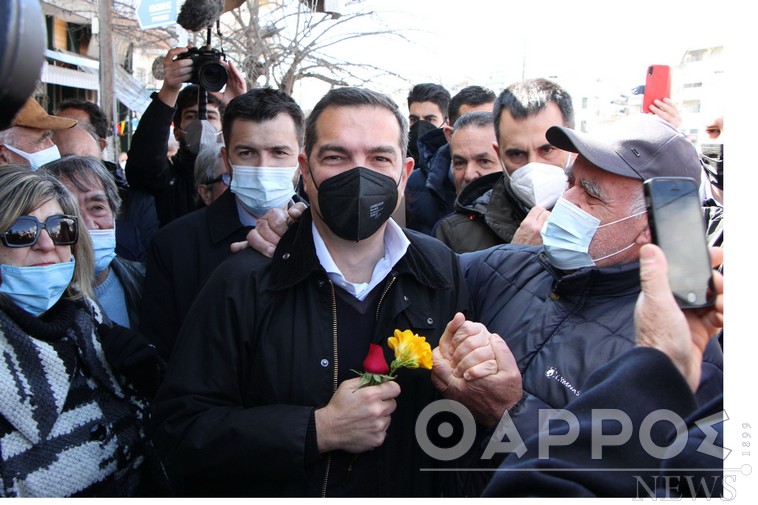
[[541, 197, 645, 270], [2, 143, 61, 170], [89, 228, 117, 275], [230, 165, 297, 218], [0, 259, 76, 316]]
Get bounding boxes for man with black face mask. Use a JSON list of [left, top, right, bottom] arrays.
[[152, 87, 522, 497]]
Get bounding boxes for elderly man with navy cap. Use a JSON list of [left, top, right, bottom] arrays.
[[443, 113, 724, 496]]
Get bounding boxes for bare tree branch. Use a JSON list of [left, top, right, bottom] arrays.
[[216, 0, 409, 94]]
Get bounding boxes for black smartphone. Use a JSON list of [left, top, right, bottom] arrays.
[[643, 177, 715, 308]]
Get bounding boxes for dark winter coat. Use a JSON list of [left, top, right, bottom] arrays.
[[456, 244, 723, 494], [139, 189, 251, 360], [152, 210, 472, 496], [483, 347, 724, 497], [434, 174, 529, 253]]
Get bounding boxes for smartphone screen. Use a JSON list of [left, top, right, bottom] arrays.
[[642, 65, 671, 114], [644, 177, 714, 308]]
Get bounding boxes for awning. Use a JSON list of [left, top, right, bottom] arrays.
[[114, 65, 152, 114], [40, 61, 100, 90], [41, 49, 152, 113]]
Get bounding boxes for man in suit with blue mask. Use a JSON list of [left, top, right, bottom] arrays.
[[139, 87, 306, 362]]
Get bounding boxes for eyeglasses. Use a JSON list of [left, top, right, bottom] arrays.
[[205, 173, 230, 186], [1, 214, 79, 248]]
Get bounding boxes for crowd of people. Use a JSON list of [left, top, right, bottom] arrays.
[[0, 44, 725, 498]]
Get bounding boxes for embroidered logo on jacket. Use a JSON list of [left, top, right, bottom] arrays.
[[545, 366, 581, 396]]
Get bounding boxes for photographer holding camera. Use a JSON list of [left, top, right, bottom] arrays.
[[125, 45, 246, 228]]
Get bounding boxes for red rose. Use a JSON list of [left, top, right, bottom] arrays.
[[363, 343, 389, 374]]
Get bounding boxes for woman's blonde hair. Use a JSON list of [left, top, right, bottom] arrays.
[[0, 165, 95, 300]]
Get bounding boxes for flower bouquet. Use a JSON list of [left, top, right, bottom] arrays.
[[353, 329, 433, 388]]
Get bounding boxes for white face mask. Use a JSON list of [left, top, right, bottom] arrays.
[[508, 162, 568, 210], [2, 143, 61, 171], [230, 165, 298, 218]]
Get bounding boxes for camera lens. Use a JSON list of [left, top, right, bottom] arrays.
[[198, 61, 228, 92]]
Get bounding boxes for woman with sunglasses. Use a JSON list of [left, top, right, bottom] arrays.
[[0, 166, 168, 497]]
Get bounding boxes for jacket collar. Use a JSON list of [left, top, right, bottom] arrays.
[[538, 251, 642, 297], [269, 209, 450, 292], [454, 171, 501, 214], [206, 188, 251, 244], [483, 176, 529, 242]]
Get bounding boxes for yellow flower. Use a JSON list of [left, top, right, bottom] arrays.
[[387, 329, 433, 372]]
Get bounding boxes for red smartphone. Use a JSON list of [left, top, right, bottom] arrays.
[[642, 65, 671, 113]]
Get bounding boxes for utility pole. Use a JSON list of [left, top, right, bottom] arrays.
[[98, 0, 116, 161]]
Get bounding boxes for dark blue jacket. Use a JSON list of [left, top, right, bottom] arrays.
[[457, 244, 723, 494], [483, 347, 724, 497], [405, 128, 456, 236]]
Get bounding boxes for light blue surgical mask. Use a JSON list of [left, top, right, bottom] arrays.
[[541, 197, 645, 270], [0, 259, 75, 316], [230, 165, 298, 218], [2, 143, 61, 171], [89, 228, 117, 275]]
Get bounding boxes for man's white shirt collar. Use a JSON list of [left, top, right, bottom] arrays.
[[313, 218, 410, 301]]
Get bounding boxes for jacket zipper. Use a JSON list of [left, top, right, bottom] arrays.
[[321, 280, 338, 498], [375, 276, 396, 322], [323, 276, 396, 495]]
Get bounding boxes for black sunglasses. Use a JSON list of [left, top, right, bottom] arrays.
[[1, 214, 79, 248]]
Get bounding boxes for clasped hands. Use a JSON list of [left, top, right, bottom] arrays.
[[431, 312, 523, 427]]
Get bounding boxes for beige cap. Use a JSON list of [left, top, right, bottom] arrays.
[[224, 0, 245, 12], [11, 98, 77, 130]]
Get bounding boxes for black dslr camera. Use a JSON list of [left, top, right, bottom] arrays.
[[176, 46, 228, 92]]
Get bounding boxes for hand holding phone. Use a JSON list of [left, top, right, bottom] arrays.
[[643, 65, 671, 114], [644, 177, 715, 308]]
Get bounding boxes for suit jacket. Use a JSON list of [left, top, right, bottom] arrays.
[[139, 189, 251, 360]]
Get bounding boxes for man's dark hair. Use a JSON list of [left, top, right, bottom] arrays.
[[452, 110, 494, 132], [407, 83, 451, 118], [222, 87, 305, 147], [493, 78, 574, 142], [448, 85, 496, 125], [173, 84, 224, 129], [57, 98, 110, 140], [305, 87, 408, 157]]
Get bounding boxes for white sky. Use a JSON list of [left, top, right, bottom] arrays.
[[294, 0, 730, 110]]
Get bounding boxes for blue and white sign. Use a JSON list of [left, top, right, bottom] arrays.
[[135, 0, 177, 30]]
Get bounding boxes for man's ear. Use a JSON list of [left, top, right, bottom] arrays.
[[0, 145, 11, 164], [298, 152, 313, 195], [443, 125, 454, 144], [221, 146, 234, 181], [636, 222, 652, 246], [98, 138, 107, 152], [197, 185, 211, 206]]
